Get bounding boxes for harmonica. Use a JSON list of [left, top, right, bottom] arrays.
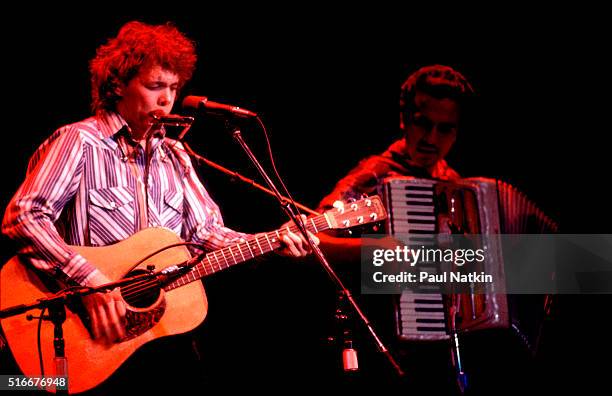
[[150, 113, 195, 127]]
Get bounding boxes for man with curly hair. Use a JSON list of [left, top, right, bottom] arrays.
[[1, 21, 316, 389]]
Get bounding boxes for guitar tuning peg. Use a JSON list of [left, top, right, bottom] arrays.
[[333, 200, 345, 214], [361, 193, 369, 199]]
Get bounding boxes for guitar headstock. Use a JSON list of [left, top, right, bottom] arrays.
[[325, 195, 387, 230]]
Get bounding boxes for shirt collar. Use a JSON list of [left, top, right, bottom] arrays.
[[96, 110, 167, 144], [96, 111, 129, 140]]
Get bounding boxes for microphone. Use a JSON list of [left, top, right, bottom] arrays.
[[182, 95, 257, 118]]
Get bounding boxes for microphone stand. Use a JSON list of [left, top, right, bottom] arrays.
[[226, 120, 405, 378], [182, 142, 318, 216]]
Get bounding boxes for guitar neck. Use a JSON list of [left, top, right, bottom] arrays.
[[164, 213, 331, 291]]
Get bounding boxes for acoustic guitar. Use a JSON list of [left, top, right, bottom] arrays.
[[0, 196, 386, 393]]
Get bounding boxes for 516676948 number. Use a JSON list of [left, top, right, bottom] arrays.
[[1, 375, 68, 391]]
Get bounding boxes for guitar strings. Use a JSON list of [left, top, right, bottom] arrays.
[[119, 216, 333, 304]]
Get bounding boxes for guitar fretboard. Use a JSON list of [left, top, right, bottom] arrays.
[[164, 214, 331, 291]]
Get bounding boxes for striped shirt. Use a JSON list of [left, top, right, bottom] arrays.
[[2, 111, 248, 286]]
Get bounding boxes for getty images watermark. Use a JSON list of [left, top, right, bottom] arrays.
[[371, 243, 491, 284], [361, 234, 612, 295]]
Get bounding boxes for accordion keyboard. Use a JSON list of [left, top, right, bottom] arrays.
[[387, 179, 450, 340]]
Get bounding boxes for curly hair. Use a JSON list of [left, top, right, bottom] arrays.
[[89, 21, 197, 114], [400, 64, 474, 121]]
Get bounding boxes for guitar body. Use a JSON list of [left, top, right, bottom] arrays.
[[0, 227, 207, 394]]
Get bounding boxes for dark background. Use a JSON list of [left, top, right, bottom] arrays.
[[1, 8, 609, 393]]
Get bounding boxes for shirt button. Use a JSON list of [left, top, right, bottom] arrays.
[[109, 201, 117, 209]]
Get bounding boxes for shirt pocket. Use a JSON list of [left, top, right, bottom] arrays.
[[160, 189, 184, 235], [88, 185, 135, 246]]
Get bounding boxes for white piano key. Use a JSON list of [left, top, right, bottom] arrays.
[[392, 213, 436, 221], [401, 323, 446, 329], [391, 188, 434, 196], [404, 329, 448, 336], [390, 203, 435, 212], [400, 292, 443, 302], [400, 310, 445, 319], [400, 303, 444, 309], [392, 223, 436, 231]]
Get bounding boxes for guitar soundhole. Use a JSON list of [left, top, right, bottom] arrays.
[[120, 270, 162, 308]]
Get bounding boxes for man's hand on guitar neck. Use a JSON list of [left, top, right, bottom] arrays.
[[276, 215, 320, 258], [82, 272, 127, 344]]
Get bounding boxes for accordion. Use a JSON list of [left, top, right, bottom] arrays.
[[379, 176, 559, 344]]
